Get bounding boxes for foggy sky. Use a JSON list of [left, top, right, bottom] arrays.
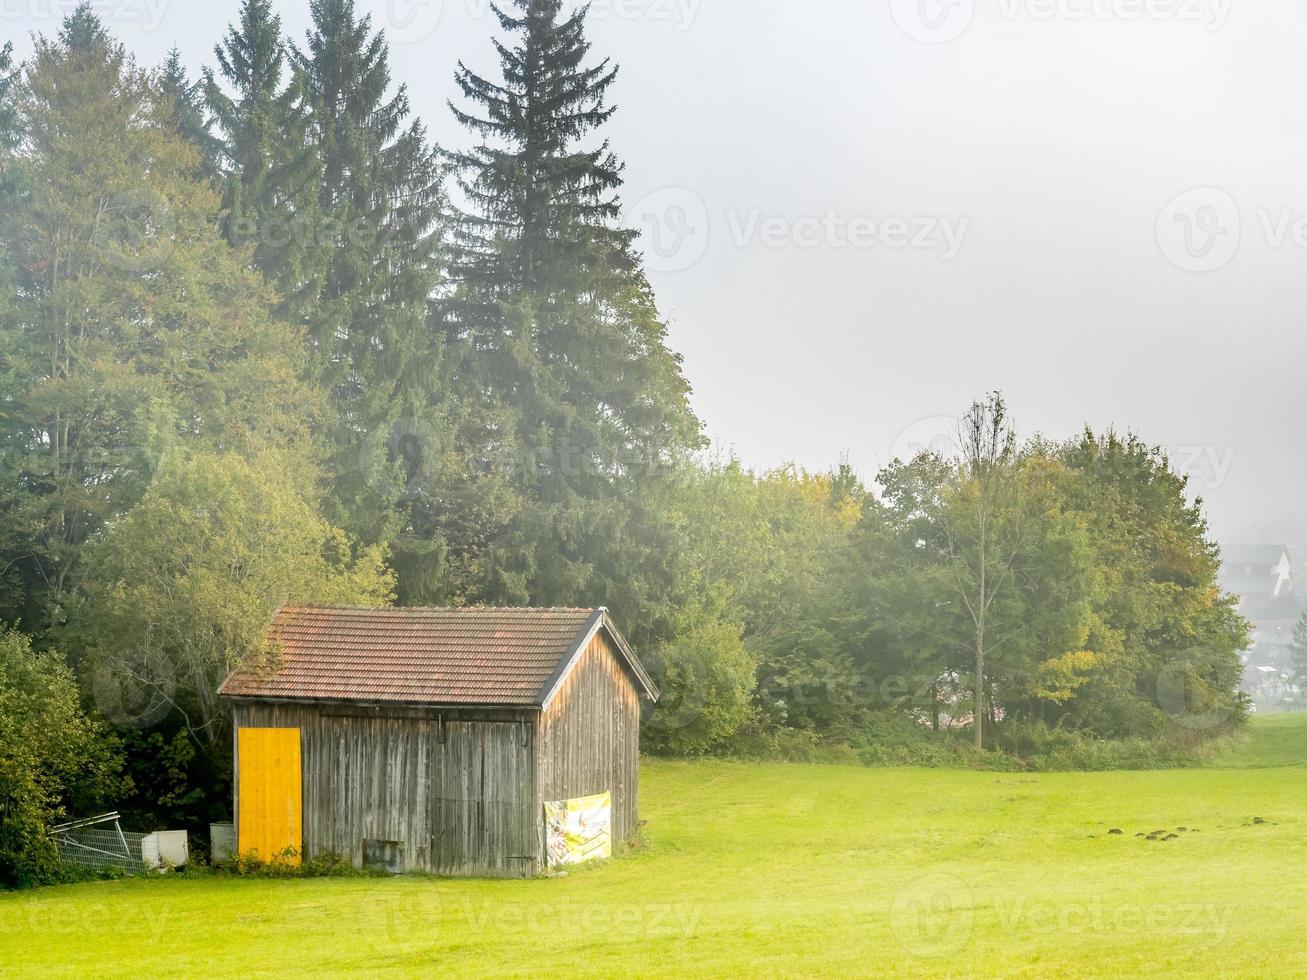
[[5, 0, 1305, 545]]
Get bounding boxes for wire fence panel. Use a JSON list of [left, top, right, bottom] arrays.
[[52, 814, 149, 873]]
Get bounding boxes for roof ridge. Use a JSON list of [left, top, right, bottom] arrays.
[[279, 604, 601, 614]]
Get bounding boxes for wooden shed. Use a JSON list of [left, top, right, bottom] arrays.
[[217, 606, 658, 878]]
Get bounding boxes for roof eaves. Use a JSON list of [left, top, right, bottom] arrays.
[[599, 610, 660, 703], [536, 608, 606, 710], [537, 608, 660, 710], [222, 693, 542, 711]]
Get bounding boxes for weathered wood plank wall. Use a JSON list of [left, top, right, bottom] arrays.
[[536, 632, 642, 844], [233, 702, 541, 877]]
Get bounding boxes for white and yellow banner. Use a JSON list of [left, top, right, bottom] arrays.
[[545, 791, 612, 867]]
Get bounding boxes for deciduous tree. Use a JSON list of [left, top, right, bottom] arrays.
[[0, 628, 120, 888], [69, 451, 395, 752], [0, 10, 318, 629]]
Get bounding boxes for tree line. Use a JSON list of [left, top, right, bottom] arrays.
[[0, 2, 1247, 886]]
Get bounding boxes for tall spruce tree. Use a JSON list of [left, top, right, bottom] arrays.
[[0, 42, 16, 152], [449, 0, 627, 294], [441, 0, 700, 625], [205, 0, 325, 320], [0, 43, 20, 602], [0, 41, 18, 229], [287, 0, 446, 547], [58, 2, 108, 50], [159, 48, 221, 179]]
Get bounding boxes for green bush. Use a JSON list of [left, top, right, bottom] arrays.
[[850, 713, 1012, 770], [643, 618, 758, 756], [665, 708, 1237, 773], [199, 848, 375, 880], [846, 715, 1230, 772], [721, 725, 855, 764], [0, 629, 121, 888], [993, 719, 1234, 772]]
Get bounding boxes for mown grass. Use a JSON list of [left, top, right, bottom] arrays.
[[3, 715, 1305, 978]]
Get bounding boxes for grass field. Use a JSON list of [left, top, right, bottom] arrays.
[[3, 715, 1305, 978]]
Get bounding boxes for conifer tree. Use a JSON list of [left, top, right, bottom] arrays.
[[0, 41, 18, 220], [58, 2, 108, 50], [1291, 611, 1307, 701], [205, 0, 325, 320], [287, 0, 446, 546], [442, 0, 700, 615], [449, 0, 627, 292], [0, 41, 19, 506], [0, 42, 16, 153], [159, 48, 221, 179]]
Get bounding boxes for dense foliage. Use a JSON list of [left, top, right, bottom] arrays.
[[1290, 610, 1307, 699], [71, 452, 394, 751], [0, 629, 120, 887], [0, 19, 317, 631], [863, 416, 1247, 749], [0, 3, 1250, 872]]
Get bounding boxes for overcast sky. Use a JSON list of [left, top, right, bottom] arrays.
[[5, 0, 1306, 545]]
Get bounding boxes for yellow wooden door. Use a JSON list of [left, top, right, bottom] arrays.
[[237, 728, 302, 865]]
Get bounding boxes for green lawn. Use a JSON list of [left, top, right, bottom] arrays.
[[4, 716, 1306, 978]]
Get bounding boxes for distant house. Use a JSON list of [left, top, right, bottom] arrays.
[[1222, 546, 1302, 693], [218, 606, 658, 878], [1220, 545, 1294, 602]]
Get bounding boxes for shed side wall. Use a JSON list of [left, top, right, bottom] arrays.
[[537, 631, 642, 845]]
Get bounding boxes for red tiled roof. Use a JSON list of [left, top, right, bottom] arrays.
[[217, 606, 655, 707]]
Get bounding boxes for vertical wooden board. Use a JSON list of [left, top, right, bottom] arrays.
[[237, 727, 302, 865], [237, 704, 540, 878], [538, 632, 642, 845]]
